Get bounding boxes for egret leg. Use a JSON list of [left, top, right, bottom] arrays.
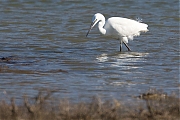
[[120, 40, 122, 52], [123, 41, 131, 51]]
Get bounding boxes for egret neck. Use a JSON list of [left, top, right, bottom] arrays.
[[98, 20, 106, 35]]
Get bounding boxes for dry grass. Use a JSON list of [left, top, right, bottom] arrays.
[[0, 89, 179, 120]]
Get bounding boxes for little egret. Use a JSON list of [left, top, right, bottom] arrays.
[[86, 13, 148, 51]]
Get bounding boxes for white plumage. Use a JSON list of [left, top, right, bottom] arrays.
[[86, 13, 148, 51]]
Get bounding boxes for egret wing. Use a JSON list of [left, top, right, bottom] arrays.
[[105, 17, 148, 39]]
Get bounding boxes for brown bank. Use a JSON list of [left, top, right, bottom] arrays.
[[0, 89, 179, 120]]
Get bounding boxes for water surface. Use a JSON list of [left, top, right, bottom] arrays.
[[0, 0, 179, 102]]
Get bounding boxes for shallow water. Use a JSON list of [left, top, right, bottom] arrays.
[[0, 0, 179, 102]]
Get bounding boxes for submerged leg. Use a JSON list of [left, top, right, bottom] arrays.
[[120, 40, 122, 52], [123, 41, 131, 51]]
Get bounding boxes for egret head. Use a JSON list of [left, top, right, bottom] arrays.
[[86, 13, 105, 37]]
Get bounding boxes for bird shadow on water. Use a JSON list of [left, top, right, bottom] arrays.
[[96, 51, 149, 65]]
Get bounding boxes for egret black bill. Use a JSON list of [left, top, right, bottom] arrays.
[[86, 19, 97, 37]]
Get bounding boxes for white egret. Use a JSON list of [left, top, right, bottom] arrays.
[[86, 13, 148, 51]]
